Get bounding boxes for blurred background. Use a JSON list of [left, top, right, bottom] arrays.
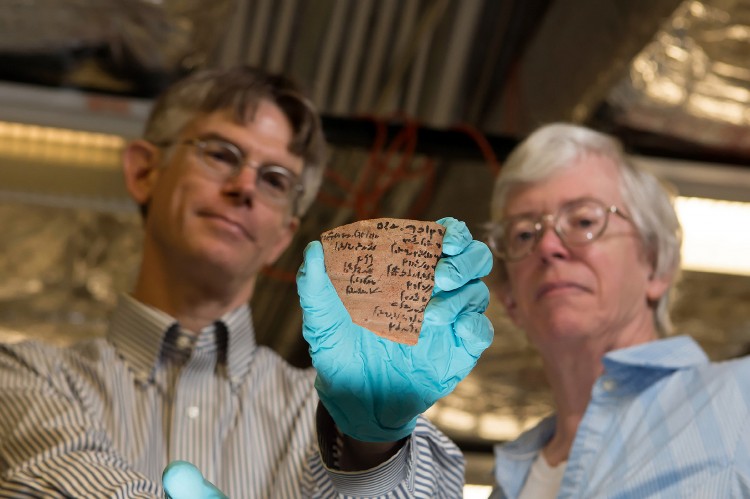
[[1, 0, 750, 495]]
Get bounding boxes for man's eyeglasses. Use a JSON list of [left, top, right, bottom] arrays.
[[158, 138, 303, 210], [486, 198, 630, 261]]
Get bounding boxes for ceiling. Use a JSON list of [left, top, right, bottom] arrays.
[[1, 0, 750, 486]]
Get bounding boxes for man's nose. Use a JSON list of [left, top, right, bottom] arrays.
[[224, 164, 259, 206]]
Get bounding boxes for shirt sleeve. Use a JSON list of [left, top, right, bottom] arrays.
[[0, 342, 162, 498], [306, 402, 465, 498]]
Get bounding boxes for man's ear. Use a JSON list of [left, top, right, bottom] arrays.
[[263, 215, 300, 266], [122, 140, 162, 205]]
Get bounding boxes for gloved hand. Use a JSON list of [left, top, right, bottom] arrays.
[[297, 217, 494, 442], [162, 460, 228, 499]]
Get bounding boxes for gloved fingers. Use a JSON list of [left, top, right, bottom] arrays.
[[454, 312, 494, 358], [296, 241, 352, 350], [162, 460, 228, 499], [433, 240, 493, 293], [436, 217, 473, 256], [296, 241, 331, 304], [423, 279, 490, 326]]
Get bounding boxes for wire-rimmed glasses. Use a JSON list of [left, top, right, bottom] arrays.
[[486, 198, 630, 261], [159, 138, 303, 210]]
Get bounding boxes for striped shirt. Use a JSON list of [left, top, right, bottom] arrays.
[[0, 294, 465, 498], [491, 336, 750, 498]]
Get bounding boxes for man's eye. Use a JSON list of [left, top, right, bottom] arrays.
[[260, 168, 293, 193], [205, 147, 238, 166]]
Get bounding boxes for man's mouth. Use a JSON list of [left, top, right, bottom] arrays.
[[202, 212, 253, 240]]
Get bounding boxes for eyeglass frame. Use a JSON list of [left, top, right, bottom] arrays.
[[486, 198, 631, 262], [154, 137, 305, 211]]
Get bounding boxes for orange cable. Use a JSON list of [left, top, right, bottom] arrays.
[[452, 122, 502, 176]]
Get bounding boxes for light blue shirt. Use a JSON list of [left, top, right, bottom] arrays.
[[492, 336, 750, 498]]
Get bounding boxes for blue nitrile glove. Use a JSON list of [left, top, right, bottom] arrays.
[[297, 217, 494, 442], [162, 460, 228, 499]]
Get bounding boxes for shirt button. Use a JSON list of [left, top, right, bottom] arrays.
[[176, 336, 192, 350], [601, 379, 616, 391], [186, 406, 200, 419]]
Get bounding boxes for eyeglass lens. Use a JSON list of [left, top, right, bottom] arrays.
[[494, 199, 610, 260], [194, 139, 299, 203]]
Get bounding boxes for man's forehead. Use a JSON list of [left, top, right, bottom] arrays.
[[185, 107, 292, 139]]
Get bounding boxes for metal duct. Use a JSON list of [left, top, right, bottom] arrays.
[[607, 0, 750, 158], [214, 0, 486, 127]]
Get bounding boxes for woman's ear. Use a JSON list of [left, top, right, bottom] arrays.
[[122, 140, 162, 206], [490, 272, 522, 327], [646, 270, 672, 304], [499, 286, 521, 326], [643, 248, 673, 305]]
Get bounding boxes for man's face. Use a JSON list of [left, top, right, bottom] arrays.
[[141, 100, 302, 289], [499, 154, 667, 350]]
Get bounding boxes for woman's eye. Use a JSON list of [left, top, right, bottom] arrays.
[[514, 230, 534, 242], [571, 216, 595, 228], [508, 222, 536, 244]]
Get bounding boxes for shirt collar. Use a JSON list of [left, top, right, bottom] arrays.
[[107, 294, 257, 388], [602, 335, 709, 375]]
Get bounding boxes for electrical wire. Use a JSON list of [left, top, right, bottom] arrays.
[[264, 118, 502, 283], [452, 123, 502, 177]]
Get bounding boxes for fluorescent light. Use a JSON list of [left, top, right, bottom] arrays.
[[631, 156, 750, 276], [0, 120, 124, 169], [676, 196, 750, 276], [0, 120, 133, 211]]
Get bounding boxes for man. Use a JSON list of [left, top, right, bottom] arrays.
[[0, 66, 494, 497], [486, 123, 750, 498]]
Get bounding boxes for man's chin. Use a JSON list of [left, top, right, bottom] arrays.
[[189, 249, 258, 284]]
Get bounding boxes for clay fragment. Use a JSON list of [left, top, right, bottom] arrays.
[[320, 218, 445, 345]]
